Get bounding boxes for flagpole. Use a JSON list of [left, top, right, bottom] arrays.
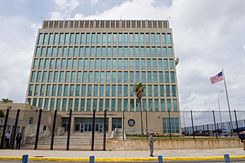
[[222, 68, 233, 132]]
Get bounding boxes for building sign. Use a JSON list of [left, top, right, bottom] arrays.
[[128, 119, 135, 127], [66, 112, 117, 117]]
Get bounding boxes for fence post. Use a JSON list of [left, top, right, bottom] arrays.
[[22, 154, 28, 163], [122, 110, 125, 140], [158, 155, 163, 163], [168, 111, 172, 140], [89, 156, 95, 163], [0, 108, 10, 148], [50, 109, 57, 150], [190, 110, 195, 139], [234, 110, 239, 132], [34, 109, 42, 150], [91, 109, 96, 151], [11, 109, 20, 149], [66, 109, 72, 151], [224, 154, 230, 163], [212, 110, 218, 139], [103, 109, 107, 151]]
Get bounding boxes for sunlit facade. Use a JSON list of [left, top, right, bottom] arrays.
[[26, 20, 180, 134]]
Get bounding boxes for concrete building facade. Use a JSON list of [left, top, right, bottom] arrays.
[[26, 20, 180, 134]]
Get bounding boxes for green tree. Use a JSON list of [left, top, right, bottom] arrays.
[[0, 98, 13, 103], [134, 83, 144, 135]]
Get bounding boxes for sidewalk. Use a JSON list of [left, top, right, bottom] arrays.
[[0, 148, 244, 162], [0, 148, 244, 158]]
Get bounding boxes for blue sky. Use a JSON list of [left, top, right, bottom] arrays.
[[0, 0, 245, 111]]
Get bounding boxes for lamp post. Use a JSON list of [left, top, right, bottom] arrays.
[[218, 90, 224, 127]]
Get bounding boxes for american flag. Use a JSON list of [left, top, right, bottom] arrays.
[[210, 71, 224, 84]]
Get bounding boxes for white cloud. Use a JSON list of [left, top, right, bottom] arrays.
[[53, 0, 81, 12]]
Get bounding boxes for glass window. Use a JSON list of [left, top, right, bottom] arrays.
[[100, 85, 104, 96], [44, 98, 49, 110], [106, 85, 110, 96], [42, 71, 47, 82], [124, 47, 128, 57], [80, 33, 85, 44], [112, 85, 116, 97], [87, 85, 92, 97], [166, 85, 170, 97], [64, 33, 69, 45], [48, 71, 53, 82], [82, 85, 86, 96], [91, 33, 96, 43], [52, 84, 57, 96], [94, 71, 99, 83], [93, 85, 98, 97], [59, 71, 64, 82], [173, 99, 177, 111], [124, 33, 128, 44], [78, 59, 83, 70], [56, 98, 61, 111], [93, 99, 97, 110], [96, 47, 100, 57], [129, 33, 133, 44], [63, 84, 68, 96], [130, 71, 134, 83], [102, 33, 106, 43], [147, 71, 152, 83], [28, 84, 33, 96], [87, 99, 91, 111], [151, 33, 155, 44], [75, 84, 80, 96], [165, 71, 169, 83], [105, 99, 109, 110], [57, 84, 62, 96], [74, 99, 79, 111], [31, 71, 36, 82], [44, 59, 49, 69], [46, 84, 51, 96], [154, 85, 158, 97], [112, 71, 117, 83], [148, 85, 152, 97], [36, 71, 41, 82], [172, 85, 176, 97], [162, 33, 166, 45], [65, 71, 70, 82], [89, 59, 94, 70], [160, 85, 164, 97], [146, 33, 150, 45], [102, 47, 106, 57], [36, 47, 41, 57], [82, 71, 87, 82], [108, 33, 112, 43], [168, 47, 173, 57], [141, 71, 146, 83], [158, 59, 162, 70], [80, 47, 84, 57], [106, 71, 110, 83], [100, 72, 105, 83], [164, 59, 168, 70], [113, 33, 117, 44], [40, 84, 45, 96], [155, 99, 159, 111], [169, 59, 174, 70], [156, 33, 160, 45], [80, 99, 85, 111], [99, 99, 103, 111], [118, 71, 122, 83], [163, 47, 167, 57], [86, 33, 90, 44], [130, 99, 134, 111], [69, 84, 74, 96], [124, 72, 128, 83], [140, 33, 144, 44], [124, 85, 128, 97], [153, 71, 158, 83], [148, 99, 152, 111], [38, 33, 43, 45], [88, 71, 93, 82], [124, 59, 128, 70], [59, 33, 64, 45], [111, 99, 116, 111], [75, 33, 80, 44], [167, 99, 171, 111], [124, 99, 128, 111], [34, 85, 39, 96], [62, 98, 67, 111], [70, 33, 74, 44], [54, 33, 58, 45], [118, 33, 122, 43], [43, 33, 48, 45], [97, 33, 101, 43], [167, 33, 171, 45], [171, 72, 175, 83], [161, 99, 165, 111]]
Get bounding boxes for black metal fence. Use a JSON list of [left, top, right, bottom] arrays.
[[0, 108, 244, 151]]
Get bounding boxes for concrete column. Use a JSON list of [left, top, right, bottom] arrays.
[[108, 117, 112, 133], [71, 116, 75, 134]]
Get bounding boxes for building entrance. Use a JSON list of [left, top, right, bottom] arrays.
[[74, 118, 108, 132]]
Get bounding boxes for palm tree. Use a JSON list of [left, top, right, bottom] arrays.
[[134, 83, 144, 135], [0, 98, 13, 103]]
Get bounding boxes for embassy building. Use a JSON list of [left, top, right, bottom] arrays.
[[26, 20, 181, 135]]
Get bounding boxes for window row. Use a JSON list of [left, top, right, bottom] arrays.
[[35, 46, 173, 58], [29, 97, 178, 112], [33, 57, 175, 71], [28, 84, 177, 98], [37, 32, 172, 46], [30, 71, 176, 84], [163, 117, 180, 133]]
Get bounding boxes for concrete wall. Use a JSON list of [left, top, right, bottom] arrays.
[[107, 139, 243, 150]]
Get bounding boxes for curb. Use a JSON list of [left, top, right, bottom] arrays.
[[0, 155, 245, 162]]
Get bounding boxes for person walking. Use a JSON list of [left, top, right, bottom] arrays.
[[148, 133, 155, 157], [5, 131, 11, 149], [15, 132, 23, 149]]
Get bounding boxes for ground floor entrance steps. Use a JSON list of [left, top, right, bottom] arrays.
[[23, 132, 110, 150]]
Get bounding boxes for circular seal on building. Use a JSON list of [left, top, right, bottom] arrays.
[[128, 119, 135, 127]]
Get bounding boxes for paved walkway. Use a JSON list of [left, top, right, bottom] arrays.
[[0, 148, 244, 158]]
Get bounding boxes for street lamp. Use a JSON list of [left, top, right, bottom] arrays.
[[218, 90, 224, 127]]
